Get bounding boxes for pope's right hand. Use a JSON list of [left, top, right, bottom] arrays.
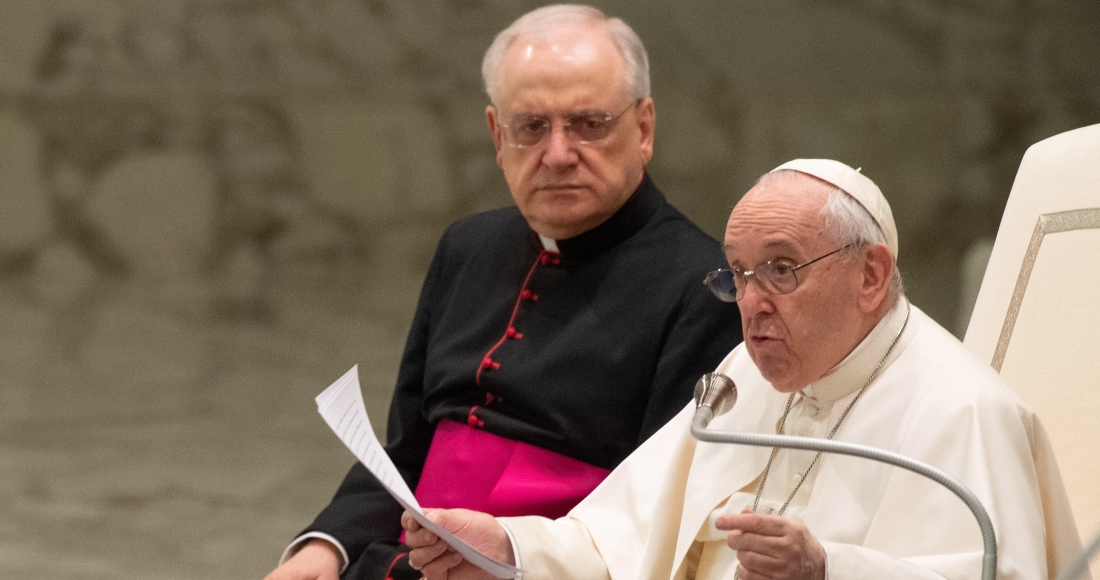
[[403, 508, 513, 580], [263, 539, 341, 580]]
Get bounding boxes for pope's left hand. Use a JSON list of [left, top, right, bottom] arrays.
[[716, 509, 825, 580]]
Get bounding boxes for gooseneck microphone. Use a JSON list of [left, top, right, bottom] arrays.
[[692, 372, 738, 424], [690, 372, 998, 580]]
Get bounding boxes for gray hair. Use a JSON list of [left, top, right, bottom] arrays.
[[761, 170, 905, 300], [481, 4, 651, 105]]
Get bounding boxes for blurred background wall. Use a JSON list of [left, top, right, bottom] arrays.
[[0, 1, 1097, 578]]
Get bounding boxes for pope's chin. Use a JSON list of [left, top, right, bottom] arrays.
[[746, 347, 799, 393]]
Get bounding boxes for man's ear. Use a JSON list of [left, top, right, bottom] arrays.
[[635, 97, 655, 164], [857, 244, 894, 313], [486, 105, 504, 160]]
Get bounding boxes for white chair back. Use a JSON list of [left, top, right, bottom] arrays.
[[964, 123, 1100, 578]]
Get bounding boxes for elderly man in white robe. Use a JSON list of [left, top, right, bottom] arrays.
[[400, 159, 1085, 580]]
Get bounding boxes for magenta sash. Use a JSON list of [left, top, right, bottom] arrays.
[[413, 419, 611, 519]]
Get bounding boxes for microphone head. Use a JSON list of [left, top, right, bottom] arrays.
[[693, 372, 737, 416]]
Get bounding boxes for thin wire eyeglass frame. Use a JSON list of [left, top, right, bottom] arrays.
[[704, 243, 856, 303], [497, 100, 639, 148]]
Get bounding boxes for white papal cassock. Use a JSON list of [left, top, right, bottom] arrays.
[[499, 301, 1086, 579]]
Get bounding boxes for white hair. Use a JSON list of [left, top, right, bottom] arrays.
[[481, 4, 651, 105], [760, 170, 905, 300]]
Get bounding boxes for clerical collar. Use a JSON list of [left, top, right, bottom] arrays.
[[544, 173, 663, 259], [802, 299, 910, 405], [538, 234, 559, 253]]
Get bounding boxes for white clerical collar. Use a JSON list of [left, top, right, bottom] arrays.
[[538, 234, 560, 253], [802, 298, 910, 405]]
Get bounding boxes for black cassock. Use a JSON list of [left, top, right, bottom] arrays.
[[302, 176, 743, 579]]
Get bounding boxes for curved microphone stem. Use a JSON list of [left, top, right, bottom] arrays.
[[692, 407, 998, 580], [1058, 527, 1100, 580]]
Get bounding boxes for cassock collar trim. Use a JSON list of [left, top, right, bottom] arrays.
[[537, 234, 559, 253], [548, 173, 664, 259], [802, 299, 910, 405]]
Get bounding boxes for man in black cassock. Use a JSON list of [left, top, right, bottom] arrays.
[[265, 5, 743, 580]]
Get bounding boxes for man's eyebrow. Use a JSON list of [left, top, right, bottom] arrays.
[[763, 239, 798, 253], [572, 108, 613, 115], [720, 240, 798, 254], [512, 107, 614, 118]]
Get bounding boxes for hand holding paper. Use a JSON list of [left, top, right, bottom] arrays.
[[314, 366, 520, 579]]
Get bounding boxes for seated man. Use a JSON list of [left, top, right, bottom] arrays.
[[267, 5, 743, 580], [403, 159, 1085, 579]]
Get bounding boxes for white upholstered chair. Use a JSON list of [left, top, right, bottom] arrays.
[[964, 122, 1100, 578]]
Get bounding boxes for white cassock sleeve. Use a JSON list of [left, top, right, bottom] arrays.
[[500, 516, 609, 580], [498, 402, 701, 580]]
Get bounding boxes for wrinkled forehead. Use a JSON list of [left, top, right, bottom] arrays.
[[724, 174, 833, 257]]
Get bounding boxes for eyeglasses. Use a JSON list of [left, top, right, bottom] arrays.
[[704, 245, 855, 302], [498, 101, 638, 148]]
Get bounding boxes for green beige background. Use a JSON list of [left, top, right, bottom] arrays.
[[0, 1, 1098, 578]]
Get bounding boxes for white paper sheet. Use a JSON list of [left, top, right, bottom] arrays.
[[315, 366, 521, 579]]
